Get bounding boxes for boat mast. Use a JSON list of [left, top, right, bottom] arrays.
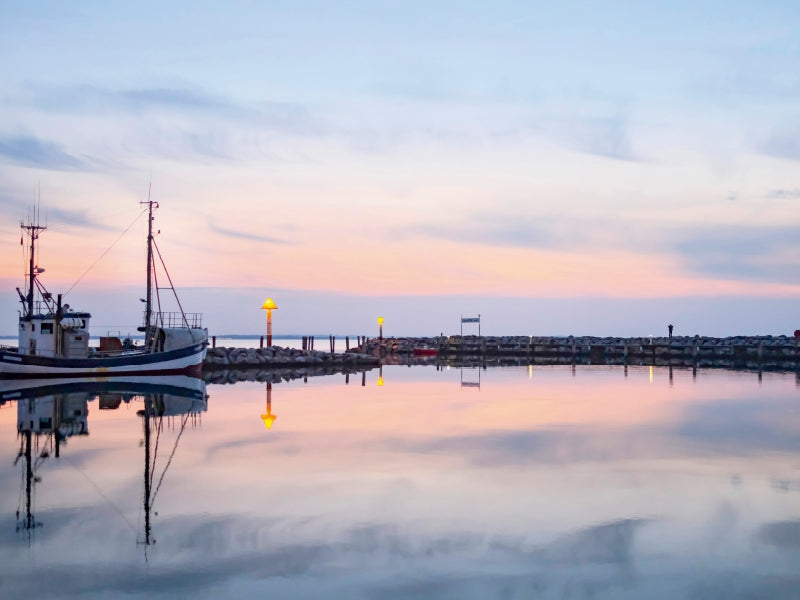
[[22, 210, 47, 317], [141, 191, 158, 346]]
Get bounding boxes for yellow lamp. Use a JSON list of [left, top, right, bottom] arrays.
[[377, 316, 384, 340], [261, 298, 278, 346]]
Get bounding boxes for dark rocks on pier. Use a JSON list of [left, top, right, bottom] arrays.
[[348, 334, 800, 370], [204, 345, 379, 369]]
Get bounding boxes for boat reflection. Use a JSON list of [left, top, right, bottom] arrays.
[[7, 376, 207, 545]]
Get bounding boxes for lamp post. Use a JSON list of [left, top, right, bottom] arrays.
[[261, 298, 278, 347], [377, 316, 384, 341]]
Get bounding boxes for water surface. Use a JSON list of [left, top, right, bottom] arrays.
[[1, 365, 799, 599]]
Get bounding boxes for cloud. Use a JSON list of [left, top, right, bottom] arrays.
[[0, 136, 91, 171], [18, 83, 323, 137], [760, 129, 800, 161], [530, 112, 641, 162], [766, 188, 800, 199], [756, 520, 800, 549], [406, 212, 635, 252], [412, 218, 557, 249], [562, 115, 640, 161], [21, 84, 233, 115], [671, 224, 800, 282], [207, 218, 292, 244], [673, 396, 800, 453]]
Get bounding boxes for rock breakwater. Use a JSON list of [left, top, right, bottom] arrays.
[[204, 345, 378, 369], [352, 335, 800, 370]]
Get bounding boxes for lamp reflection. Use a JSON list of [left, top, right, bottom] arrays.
[[261, 382, 277, 429]]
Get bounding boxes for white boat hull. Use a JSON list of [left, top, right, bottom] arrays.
[[0, 342, 207, 379]]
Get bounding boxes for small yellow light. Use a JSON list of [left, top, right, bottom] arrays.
[[261, 298, 278, 310], [261, 413, 276, 429], [377, 316, 384, 326], [377, 376, 384, 386]]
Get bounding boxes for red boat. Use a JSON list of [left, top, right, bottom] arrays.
[[413, 348, 439, 357]]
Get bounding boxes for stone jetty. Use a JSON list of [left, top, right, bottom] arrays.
[[352, 335, 800, 370], [204, 345, 378, 369], [204, 364, 378, 385]]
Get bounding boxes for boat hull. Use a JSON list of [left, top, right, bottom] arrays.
[[0, 342, 207, 379], [0, 374, 206, 401]]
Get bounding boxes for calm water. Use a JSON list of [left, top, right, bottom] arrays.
[[1, 365, 799, 599]]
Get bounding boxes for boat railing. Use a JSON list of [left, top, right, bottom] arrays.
[[152, 312, 203, 329]]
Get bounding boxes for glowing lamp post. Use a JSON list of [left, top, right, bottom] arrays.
[[377, 316, 384, 341], [261, 297, 278, 347]]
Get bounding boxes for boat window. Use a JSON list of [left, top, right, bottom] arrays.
[[41, 323, 53, 334], [31, 322, 35, 332], [74, 336, 83, 341], [81, 319, 87, 329]]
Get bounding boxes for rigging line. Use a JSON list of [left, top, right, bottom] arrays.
[[63, 208, 147, 297], [62, 455, 137, 533], [150, 405, 193, 505], [152, 253, 162, 327], [151, 238, 189, 328]]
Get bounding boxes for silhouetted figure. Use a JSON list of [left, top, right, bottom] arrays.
[[668, 324, 674, 339]]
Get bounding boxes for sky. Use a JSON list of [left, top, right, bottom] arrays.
[[0, 1, 799, 337]]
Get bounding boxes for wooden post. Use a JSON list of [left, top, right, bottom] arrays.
[[346, 336, 350, 351], [345, 373, 349, 385], [212, 336, 216, 349], [302, 336, 307, 350], [330, 335, 335, 355], [259, 336, 264, 349], [361, 370, 366, 387]]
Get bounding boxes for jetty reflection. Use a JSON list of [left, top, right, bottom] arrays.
[[6, 376, 207, 545]]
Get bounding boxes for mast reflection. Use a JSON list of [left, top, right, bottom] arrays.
[[4, 376, 207, 545]]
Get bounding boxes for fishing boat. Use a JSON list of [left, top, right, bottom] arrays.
[[0, 200, 207, 378]]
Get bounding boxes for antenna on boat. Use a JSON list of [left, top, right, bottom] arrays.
[[21, 204, 47, 318], [140, 184, 159, 347]]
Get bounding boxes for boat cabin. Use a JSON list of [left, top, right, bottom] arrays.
[[18, 311, 92, 358]]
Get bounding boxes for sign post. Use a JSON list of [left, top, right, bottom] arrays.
[[461, 314, 481, 337]]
